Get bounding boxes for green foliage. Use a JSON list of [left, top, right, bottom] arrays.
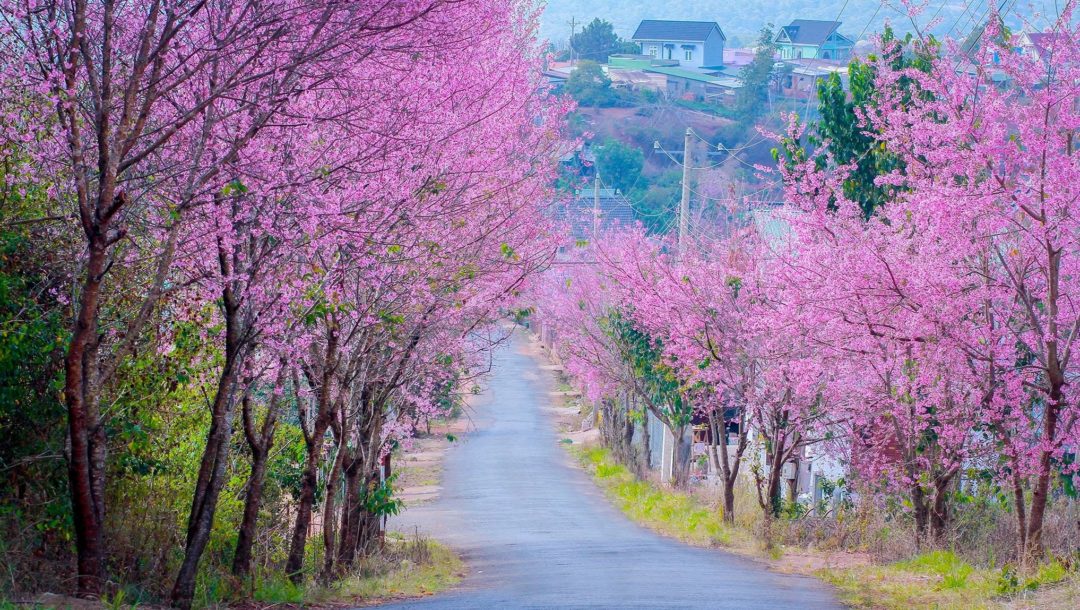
[[781, 26, 936, 219], [898, 551, 973, 590], [601, 310, 692, 428], [362, 473, 404, 518], [631, 169, 680, 235], [734, 25, 778, 120], [565, 61, 629, 107], [594, 138, 644, 194], [997, 559, 1071, 596], [0, 156, 73, 592], [569, 18, 639, 63], [252, 574, 305, 604]]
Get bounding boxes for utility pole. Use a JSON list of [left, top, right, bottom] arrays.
[[568, 17, 577, 67], [593, 172, 601, 239], [678, 127, 693, 258]]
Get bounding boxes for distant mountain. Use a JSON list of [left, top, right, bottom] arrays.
[[538, 1, 1065, 49]]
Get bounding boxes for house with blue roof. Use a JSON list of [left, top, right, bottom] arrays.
[[774, 19, 854, 61], [631, 20, 726, 70]]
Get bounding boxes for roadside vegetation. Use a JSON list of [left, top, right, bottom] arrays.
[[575, 444, 1079, 609]]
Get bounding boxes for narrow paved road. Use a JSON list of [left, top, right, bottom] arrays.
[[383, 328, 839, 609]]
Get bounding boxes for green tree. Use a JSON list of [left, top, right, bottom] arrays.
[[0, 169, 71, 585], [565, 60, 619, 107], [634, 169, 680, 235], [595, 139, 645, 194], [602, 310, 695, 487], [734, 25, 777, 120], [776, 27, 936, 218], [570, 18, 639, 63]]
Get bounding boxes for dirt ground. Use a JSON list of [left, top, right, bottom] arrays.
[[395, 408, 474, 507]]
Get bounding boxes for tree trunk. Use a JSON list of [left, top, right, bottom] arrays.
[[1025, 398, 1060, 560], [638, 400, 651, 473], [1011, 468, 1028, 564], [233, 384, 284, 577], [711, 407, 745, 525], [786, 458, 800, 505], [911, 484, 929, 548], [232, 444, 269, 578], [320, 434, 346, 581], [171, 359, 242, 608], [336, 453, 363, 568], [671, 425, 692, 489], [172, 276, 244, 608], [285, 425, 328, 583], [65, 237, 108, 598], [929, 475, 953, 544]]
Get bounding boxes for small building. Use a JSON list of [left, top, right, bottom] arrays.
[[776, 58, 849, 100], [560, 186, 634, 241], [774, 19, 854, 62], [1017, 31, 1070, 63], [631, 20, 726, 70]]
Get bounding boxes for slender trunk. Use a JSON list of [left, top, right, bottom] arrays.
[[65, 237, 108, 597], [232, 446, 269, 577], [930, 477, 952, 543], [671, 425, 691, 489], [912, 484, 929, 548], [766, 457, 784, 518], [1026, 241, 1063, 560], [171, 360, 241, 607], [337, 456, 363, 567], [638, 400, 651, 473], [286, 423, 328, 583], [1011, 467, 1028, 564], [352, 416, 388, 557], [286, 328, 338, 583], [172, 279, 244, 608], [320, 434, 346, 581], [763, 432, 787, 520], [716, 405, 746, 525], [233, 386, 283, 577], [1025, 397, 1059, 560]]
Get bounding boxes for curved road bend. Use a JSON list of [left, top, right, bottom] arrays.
[[382, 328, 839, 609]]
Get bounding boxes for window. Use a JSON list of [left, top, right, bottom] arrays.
[[648, 45, 657, 57], [684, 49, 693, 60]]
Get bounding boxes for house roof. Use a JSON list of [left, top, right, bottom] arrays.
[[642, 65, 724, 83], [777, 20, 846, 46], [632, 20, 725, 43], [559, 187, 635, 239], [1025, 32, 1070, 58]]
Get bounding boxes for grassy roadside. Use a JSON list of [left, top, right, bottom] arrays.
[[247, 534, 463, 609], [8, 534, 464, 609], [574, 444, 1078, 610], [311, 533, 464, 607]]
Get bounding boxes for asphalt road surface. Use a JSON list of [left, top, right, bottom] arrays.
[[382, 328, 839, 609]]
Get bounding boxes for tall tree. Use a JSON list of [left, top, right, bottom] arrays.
[[570, 18, 638, 63], [734, 25, 778, 120]]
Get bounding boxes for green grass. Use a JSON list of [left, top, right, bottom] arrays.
[[819, 550, 1073, 609], [217, 534, 463, 608], [576, 446, 734, 547], [330, 535, 463, 601]]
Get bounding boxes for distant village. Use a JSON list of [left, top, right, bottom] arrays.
[[544, 17, 1061, 106]]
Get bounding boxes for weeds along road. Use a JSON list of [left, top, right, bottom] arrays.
[[381, 327, 839, 609]]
